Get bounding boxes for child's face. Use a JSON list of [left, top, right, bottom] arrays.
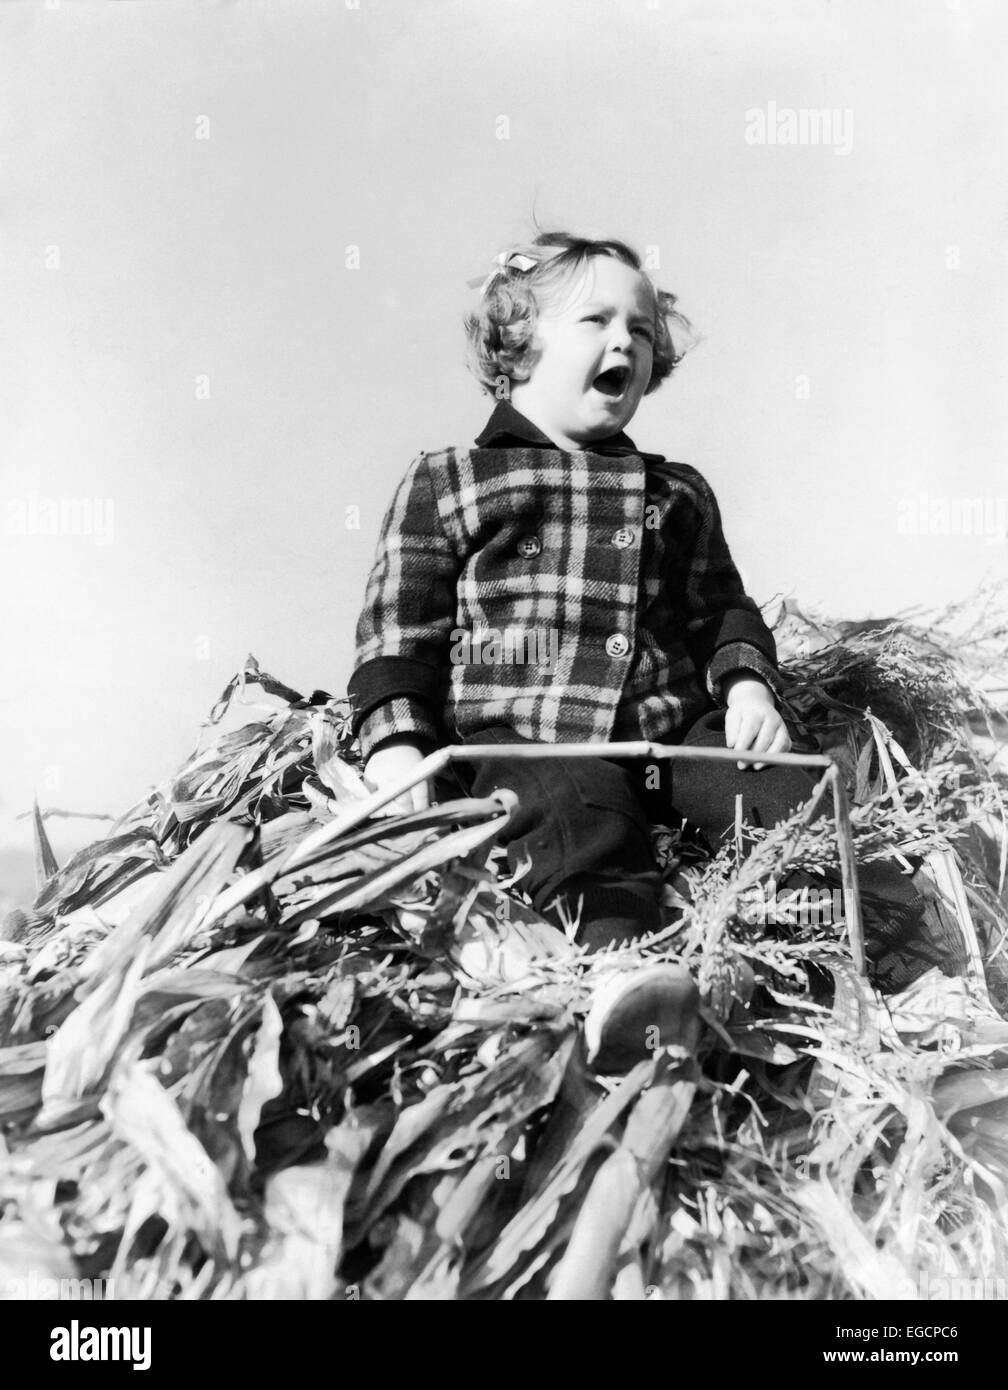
[[510, 256, 656, 448]]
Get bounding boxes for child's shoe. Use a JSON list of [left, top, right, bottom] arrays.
[[583, 961, 700, 1074]]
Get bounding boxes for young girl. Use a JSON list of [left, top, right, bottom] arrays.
[[347, 230, 932, 1059]]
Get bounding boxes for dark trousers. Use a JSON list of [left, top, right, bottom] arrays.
[[435, 713, 936, 989]]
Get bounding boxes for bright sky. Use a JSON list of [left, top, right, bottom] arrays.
[[1, 0, 1006, 876]]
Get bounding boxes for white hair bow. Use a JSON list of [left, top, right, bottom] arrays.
[[466, 246, 568, 296]]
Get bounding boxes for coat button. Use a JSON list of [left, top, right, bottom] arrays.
[[605, 633, 630, 658], [517, 535, 542, 558], [611, 527, 636, 549]]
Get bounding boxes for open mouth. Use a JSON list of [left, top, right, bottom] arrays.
[[592, 365, 631, 398]]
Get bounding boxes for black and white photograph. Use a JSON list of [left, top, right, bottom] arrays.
[[1, 0, 1007, 1333]]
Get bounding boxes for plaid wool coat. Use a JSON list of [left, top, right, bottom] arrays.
[[348, 401, 782, 761]]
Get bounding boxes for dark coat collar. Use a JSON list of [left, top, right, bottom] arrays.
[[474, 399, 666, 465]]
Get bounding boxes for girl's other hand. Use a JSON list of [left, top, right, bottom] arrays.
[[722, 675, 792, 771], [363, 737, 431, 814]]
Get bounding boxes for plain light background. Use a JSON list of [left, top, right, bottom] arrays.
[[2, 0, 1006, 900]]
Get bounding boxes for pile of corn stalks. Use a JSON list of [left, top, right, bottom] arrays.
[[1, 590, 1007, 1300]]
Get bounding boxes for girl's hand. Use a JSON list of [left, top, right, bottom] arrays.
[[363, 737, 431, 815], [722, 675, 792, 771]]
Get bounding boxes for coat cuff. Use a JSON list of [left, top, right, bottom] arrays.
[[348, 656, 446, 737], [356, 697, 439, 762], [707, 642, 787, 705]]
